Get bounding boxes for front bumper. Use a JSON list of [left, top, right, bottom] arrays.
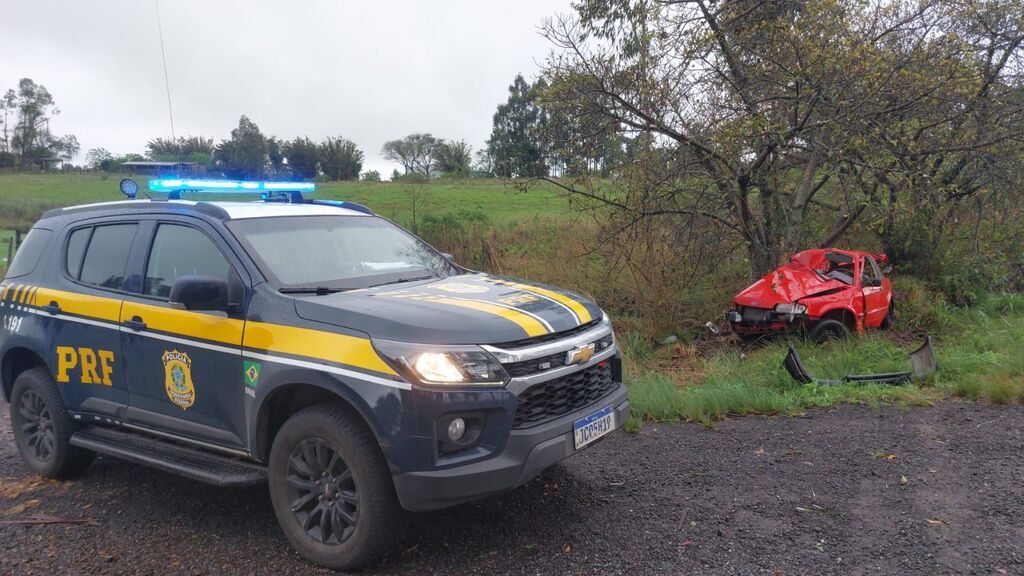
[[727, 308, 810, 335], [392, 382, 629, 512]]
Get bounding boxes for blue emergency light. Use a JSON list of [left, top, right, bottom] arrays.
[[148, 179, 316, 193]]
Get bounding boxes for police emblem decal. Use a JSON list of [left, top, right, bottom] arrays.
[[162, 350, 196, 410]]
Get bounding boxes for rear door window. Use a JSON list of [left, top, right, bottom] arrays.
[[4, 228, 52, 279], [77, 224, 138, 289]]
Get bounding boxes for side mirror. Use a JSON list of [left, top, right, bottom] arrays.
[[883, 265, 893, 275], [169, 274, 229, 312], [441, 252, 456, 264]]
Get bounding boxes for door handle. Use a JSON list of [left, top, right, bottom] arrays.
[[42, 301, 61, 315], [123, 315, 147, 331]]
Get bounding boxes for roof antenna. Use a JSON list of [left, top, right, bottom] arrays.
[[154, 0, 177, 152]]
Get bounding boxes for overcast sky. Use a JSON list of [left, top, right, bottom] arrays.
[[0, 0, 570, 176]]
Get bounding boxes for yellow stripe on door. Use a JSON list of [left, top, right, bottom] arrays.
[[120, 301, 245, 345], [32, 287, 122, 322], [26, 286, 398, 378]]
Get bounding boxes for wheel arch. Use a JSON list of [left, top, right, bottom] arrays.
[[820, 307, 858, 331], [252, 372, 385, 463], [1, 345, 49, 402]]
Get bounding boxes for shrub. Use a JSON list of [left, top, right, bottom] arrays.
[[889, 276, 951, 333]]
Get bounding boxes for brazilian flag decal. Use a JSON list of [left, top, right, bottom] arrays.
[[243, 361, 261, 388]]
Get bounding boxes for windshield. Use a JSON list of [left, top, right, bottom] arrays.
[[227, 215, 456, 290]]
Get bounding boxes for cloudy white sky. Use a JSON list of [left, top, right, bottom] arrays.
[[0, 0, 570, 176]]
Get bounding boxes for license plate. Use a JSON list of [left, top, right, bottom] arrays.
[[573, 405, 616, 450]]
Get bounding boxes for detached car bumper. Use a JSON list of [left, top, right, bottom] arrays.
[[392, 382, 629, 512]]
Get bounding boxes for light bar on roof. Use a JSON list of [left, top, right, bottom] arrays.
[[148, 179, 316, 193]]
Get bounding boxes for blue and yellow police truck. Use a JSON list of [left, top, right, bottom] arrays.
[[0, 179, 628, 569]]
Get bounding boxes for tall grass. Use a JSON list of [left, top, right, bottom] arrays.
[[624, 291, 1024, 429]]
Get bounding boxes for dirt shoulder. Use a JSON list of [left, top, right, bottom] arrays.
[[1, 402, 1021, 575]]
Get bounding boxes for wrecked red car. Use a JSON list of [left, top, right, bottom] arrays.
[[727, 249, 894, 342]]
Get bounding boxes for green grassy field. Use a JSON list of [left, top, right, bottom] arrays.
[[0, 173, 569, 230], [1, 172, 1021, 427]]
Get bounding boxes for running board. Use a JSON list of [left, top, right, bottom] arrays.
[[70, 426, 267, 487]]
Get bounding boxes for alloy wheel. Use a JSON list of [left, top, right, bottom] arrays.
[[286, 438, 359, 545], [19, 389, 55, 463]]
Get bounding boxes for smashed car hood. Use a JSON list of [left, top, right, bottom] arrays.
[[733, 259, 851, 308]]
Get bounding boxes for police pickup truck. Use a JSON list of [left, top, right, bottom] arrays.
[[0, 179, 628, 569]]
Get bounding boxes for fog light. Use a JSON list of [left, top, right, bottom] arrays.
[[448, 418, 466, 441]]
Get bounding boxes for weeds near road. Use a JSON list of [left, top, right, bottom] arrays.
[[624, 290, 1024, 430]]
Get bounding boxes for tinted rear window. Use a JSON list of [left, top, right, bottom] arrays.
[[4, 228, 52, 279], [78, 224, 138, 289]]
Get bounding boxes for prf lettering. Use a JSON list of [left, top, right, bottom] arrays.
[[499, 294, 539, 306], [56, 346, 115, 386]]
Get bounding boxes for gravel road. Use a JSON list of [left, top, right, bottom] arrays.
[[1, 401, 1022, 575]]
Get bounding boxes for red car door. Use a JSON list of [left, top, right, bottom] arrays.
[[860, 256, 889, 328]]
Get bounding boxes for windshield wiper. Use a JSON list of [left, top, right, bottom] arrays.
[[279, 286, 345, 295], [368, 275, 435, 288]]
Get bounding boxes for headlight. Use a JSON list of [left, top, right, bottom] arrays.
[[372, 339, 509, 387], [774, 303, 807, 314]]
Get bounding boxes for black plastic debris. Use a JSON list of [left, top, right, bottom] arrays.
[[784, 336, 937, 385]]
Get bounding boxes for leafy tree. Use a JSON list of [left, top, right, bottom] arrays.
[[108, 153, 144, 172], [382, 133, 439, 176], [267, 137, 286, 174], [472, 149, 494, 177], [0, 89, 15, 152], [1, 78, 78, 168], [391, 169, 402, 181], [432, 140, 473, 176], [362, 170, 381, 182], [146, 136, 214, 165], [486, 74, 548, 178], [10, 79, 57, 163], [51, 135, 79, 163], [541, 0, 1024, 275], [319, 136, 363, 181], [213, 115, 268, 179], [283, 137, 320, 178]]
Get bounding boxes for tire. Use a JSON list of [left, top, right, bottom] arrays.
[[9, 367, 95, 478], [268, 403, 405, 570], [809, 319, 850, 343], [881, 299, 895, 329]]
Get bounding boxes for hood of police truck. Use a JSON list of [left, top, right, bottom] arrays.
[[293, 273, 604, 345]]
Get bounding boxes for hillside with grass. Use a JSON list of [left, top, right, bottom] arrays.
[[1, 172, 1022, 429]]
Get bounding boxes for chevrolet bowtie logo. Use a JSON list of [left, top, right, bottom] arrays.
[[565, 343, 596, 366]]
